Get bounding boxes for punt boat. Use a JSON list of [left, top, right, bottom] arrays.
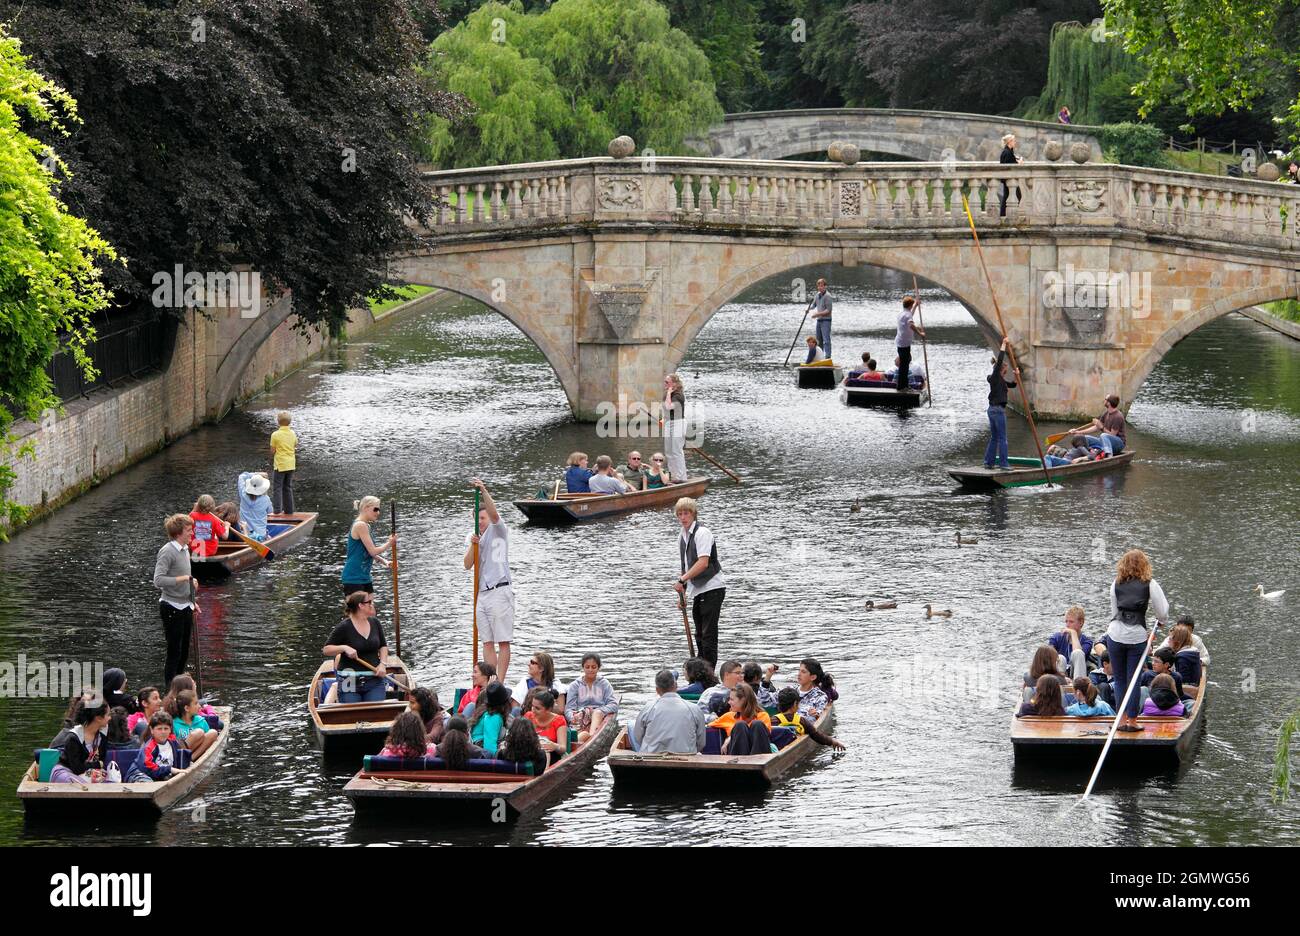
[[190, 512, 318, 583], [514, 477, 709, 524], [795, 365, 844, 389], [18, 706, 233, 819], [839, 378, 928, 408], [607, 702, 834, 790], [308, 656, 413, 757], [949, 451, 1134, 491]]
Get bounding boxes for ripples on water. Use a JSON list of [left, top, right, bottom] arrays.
[[1, 264, 1298, 845]]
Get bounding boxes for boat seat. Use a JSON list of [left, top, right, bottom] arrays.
[[702, 727, 725, 755], [362, 754, 535, 776], [318, 677, 336, 706], [770, 726, 797, 750], [266, 524, 292, 537]]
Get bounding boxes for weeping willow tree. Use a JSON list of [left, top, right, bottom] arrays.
[[1019, 21, 1138, 126]]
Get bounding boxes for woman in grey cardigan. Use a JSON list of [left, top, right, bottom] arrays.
[[154, 514, 198, 687]]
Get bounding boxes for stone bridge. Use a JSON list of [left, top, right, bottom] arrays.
[[213, 156, 1300, 422], [692, 109, 1104, 163]]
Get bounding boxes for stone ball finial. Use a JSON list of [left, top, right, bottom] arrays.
[[839, 144, 861, 166], [1258, 162, 1280, 182], [1070, 142, 1091, 164], [608, 135, 635, 159], [1043, 140, 1063, 162], [827, 141, 844, 162]]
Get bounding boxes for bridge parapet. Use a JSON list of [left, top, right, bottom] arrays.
[[418, 159, 1300, 254]]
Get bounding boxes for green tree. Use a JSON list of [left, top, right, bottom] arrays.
[[663, 0, 766, 112], [425, 0, 723, 167], [0, 28, 114, 532], [1103, 0, 1300, 145], [2, 1, 467, 332]]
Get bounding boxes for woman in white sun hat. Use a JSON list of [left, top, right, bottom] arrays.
[[237, 471, 273, 540]]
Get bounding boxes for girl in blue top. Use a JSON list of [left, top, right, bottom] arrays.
[[564, 452, 594, 493], [341, 496, 395, 595], [469, 682, 512, 757], [1066, 677, 1116, 717]]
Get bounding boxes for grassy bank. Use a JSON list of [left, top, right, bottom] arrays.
[[1264, 300, 1300, 323], [368, 284, 434, 316]]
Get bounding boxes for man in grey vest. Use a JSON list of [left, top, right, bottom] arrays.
[[673, 496, 725, 666], [811, 278, 833, 358]]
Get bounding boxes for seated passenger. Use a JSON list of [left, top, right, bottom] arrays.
[[1046, 606, 1094, 679], [1139, 647, 1186, 699], [1141, 673, 1187, 716], [189, 494, 229, 557], [1166, 622, 1203, 696], [511, 651, 564, 712], [104, 706, 141, 753], [677, 657, 718, 696], [237, 471, 273, 540], [564, 452, 594, 493], [102, 668, 138, 714], [213, 501, 242, 538], [772, 687, 846, 749], [1024, 645, 1071, 690], [761, 658, 834, 716], [630, 669, 707, 754], [804, 335, 828, 364], [712, 684, 772, 755], [468, 682, 512, 757], [1065, 677, 1115, 717], [1016, 674, 1067, 717], [699, 659, 742, 714], [458, 661, 496, 717], [51, 696, 109, 783], [622, 452, 649, 491], [437, 716, 486, 769], [128, 686, 162, 740], [164, 674, 222, 729], [1089, 645, 1117, 708], [408, 687, 445, 745], [500, 716, 547, 771], [859, 358, 885, 380], [588, 455, 633, 494], [524, 690, 568, 755], [565, 652, 619, 743], [167, 690, 217, 759], [380, 710, 437, 759], [1157, 612, 1210, 667], [644, 453, 669, 488], [127, 712, 186, 782]]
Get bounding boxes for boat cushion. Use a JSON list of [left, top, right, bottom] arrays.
[[702, 727, 725, 756], [847, 374, 925, 389], [363, 755, 536, 776], [318, 677, 336, 706], [770, 726, 797, 750], [266, 524, 292, 538]]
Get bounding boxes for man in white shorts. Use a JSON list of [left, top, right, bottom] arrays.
[[464, 478, 514, 682]]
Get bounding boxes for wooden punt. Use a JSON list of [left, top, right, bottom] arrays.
[[1011, 668, 1209, 766], [607, 703, 834, 790], [308, 656, 413, 757], [344, 713, 619, 821], [795, 365, 844, 389], [948, 451, 1135, 491], [514, 477, 710, 524], [839, 380, 929, 408], [18, 706, 233, 819], [190, 511, 318, 582]]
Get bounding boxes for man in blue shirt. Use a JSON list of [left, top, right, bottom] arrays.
[[1047, 605, 1094, 679], [810, 278, 833, 358]]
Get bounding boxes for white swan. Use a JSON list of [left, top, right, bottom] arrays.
[[1255, 584, 1286, 600]]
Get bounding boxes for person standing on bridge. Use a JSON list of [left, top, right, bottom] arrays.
[[998, 133, 1024, 217], [895, 295, 925, 392], [810, 278, 833, 358], [663, 373, 688, 483], [674, 497, 724, 667]]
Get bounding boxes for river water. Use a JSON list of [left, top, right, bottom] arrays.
[[2, 264, 1298, 845]]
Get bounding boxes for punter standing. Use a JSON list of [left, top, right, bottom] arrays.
[[895, 295, 925, 391], [663, 373, 688, 483], [674, 497, 725, 667], [464, 478, 514, 682], [153, 514, 198, 686], [810, 278, 833, 358]]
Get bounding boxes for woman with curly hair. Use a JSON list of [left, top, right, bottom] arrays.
[[1105, 549, 1169, 732]]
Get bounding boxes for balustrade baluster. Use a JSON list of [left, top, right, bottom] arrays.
[[736, 176, 750, 216], [795, 178, 808, 217], [456, 185, 468, 224], [699, 175, 714, 214], [757, 177, 770, 216], [682, 174, 697, 213], [509, 180, 523, 218], [474, 183, 487, 222], [718, 176, 733, 216], [1185, 185, 1202, 230], [491, 182, 504, 222]]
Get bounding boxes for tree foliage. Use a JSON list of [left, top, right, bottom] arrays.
[[663, 0, 766, 113], [426, 0, 723, 167], [1, 0, 467, 333], [0, 27, 114, 529], [847, 0, 1102, 114]]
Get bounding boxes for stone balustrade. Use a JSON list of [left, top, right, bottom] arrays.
[[417, 158, 1300, 252]]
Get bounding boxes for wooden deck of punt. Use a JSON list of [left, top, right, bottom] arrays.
[[17, 706, 233, 819], [607, 703, 834, 790], [513, 477, 710, 524], [948, 451, 1135, 491], [839, 382, 929, 408], [794, 365, 843, 389], [344, 714, 619, 820], [1011, 668, 1209, 766], [308, 657, 413, 757], [190, 511, 318, 582]]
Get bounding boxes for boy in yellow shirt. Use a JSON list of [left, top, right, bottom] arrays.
[[269, 411, 298, 515]]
